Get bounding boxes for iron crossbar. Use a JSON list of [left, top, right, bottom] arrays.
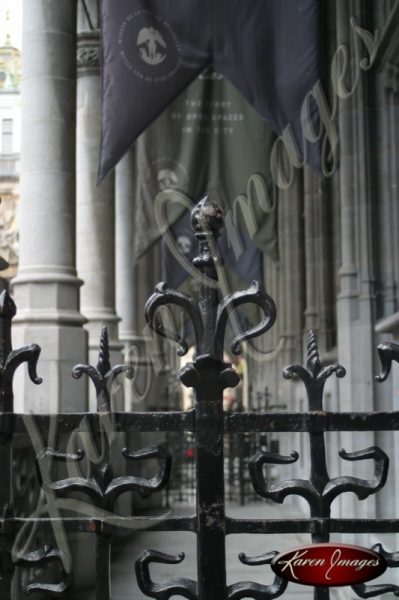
[[3, 517, 399, 536], [2, 410, 399, 435]]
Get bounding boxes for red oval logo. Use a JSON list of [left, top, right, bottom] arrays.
[[271, 543, 386, 587]]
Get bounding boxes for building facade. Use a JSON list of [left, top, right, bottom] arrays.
[[3, 0, 399, 596]]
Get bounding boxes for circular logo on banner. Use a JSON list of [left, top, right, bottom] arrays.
[[137, 27, 167, 66], [118, 10, 181, 83], [146, 158, 188, 196], [157, 168, 179, 190]]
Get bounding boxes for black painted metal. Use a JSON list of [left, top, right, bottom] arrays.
[[1, 197, 399, 598], [80, 0, 100, 31]]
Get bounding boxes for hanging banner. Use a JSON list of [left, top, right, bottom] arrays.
[[99, 0, 321, 181], [134, 70, 278, 265]]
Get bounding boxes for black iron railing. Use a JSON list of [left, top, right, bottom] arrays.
[[1, 196, 399, 598]]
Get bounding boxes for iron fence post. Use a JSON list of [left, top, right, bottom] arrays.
[[180, 197, 230, 599], [0, 288, 42, 598]]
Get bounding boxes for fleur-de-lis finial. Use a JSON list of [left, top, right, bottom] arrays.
[[96, 326, 111, 377], [249, 330, 389, 526], [72, 326, 133, 412], [145, 195, 277, 370], [283, 330, 346, 409], [39, 328, 171, 513], [143, 195, 279, 597]]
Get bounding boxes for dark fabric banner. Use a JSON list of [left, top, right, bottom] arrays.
[[99, 0, 321, 181], [133, 71, 278, 262]]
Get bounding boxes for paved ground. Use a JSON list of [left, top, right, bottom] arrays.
[[70, 500, 341, 599]]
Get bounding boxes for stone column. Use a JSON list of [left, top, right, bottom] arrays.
[[303, 167, 341, 500], [336, 0, 377, 531], [12, 0, 87, 413], [76, 0, 121, 411], [115, 150, 171, 413], [303, 167, 334, 348], [115, 151, 170, 511], [335, 1, 359, 528], [115, 151, 136, 352], [277, 174, 306, 488], [373, 2, 399, 541], [115, 150, 144, 413]]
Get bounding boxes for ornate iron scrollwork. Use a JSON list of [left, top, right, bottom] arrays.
[[39, 327, 171, 510], [142, 196, 279, 599], [16, 545, 72, 597], [72, 326, 133, 412], [3, 195, 399, 599], [227, 551, 288, 599], [282, 329, 346, 403], [215, 280, 276, 356], [249, 331, 389, 521], [0, 290, 42, 412], [145, 283, 204, 357], [376, 341, 399, 382], [145, 196, 277, 362], [135, 549, 287, 600], [135, 549, 198, 599], [31, 328, 171, 598], [0, 289, 42, 598], [250, 445, 388, 514], [351, 543, 399, 597]]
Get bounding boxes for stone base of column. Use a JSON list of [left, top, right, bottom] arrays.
[[12, 270, 88, 413]]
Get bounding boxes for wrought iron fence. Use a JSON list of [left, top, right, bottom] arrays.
[[1, 196, 399, 599]]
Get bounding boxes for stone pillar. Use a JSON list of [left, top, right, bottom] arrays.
[[115, 150, 148, 413], [115, 151, 136, 351], [76, 0, 121, 411], [303, 167, 334, 348], [335, 1, 359, 528], [373, 0, 399, 542], [12, 0, 87, 413], [115, 151, 169, 511], [115, 150, 143, 413], [350, 0, 378, 524], [115, 150, 171, 413], [303, 167, 342, 504], [336, 0, 377, 530], [277, 174, 306, 491]]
